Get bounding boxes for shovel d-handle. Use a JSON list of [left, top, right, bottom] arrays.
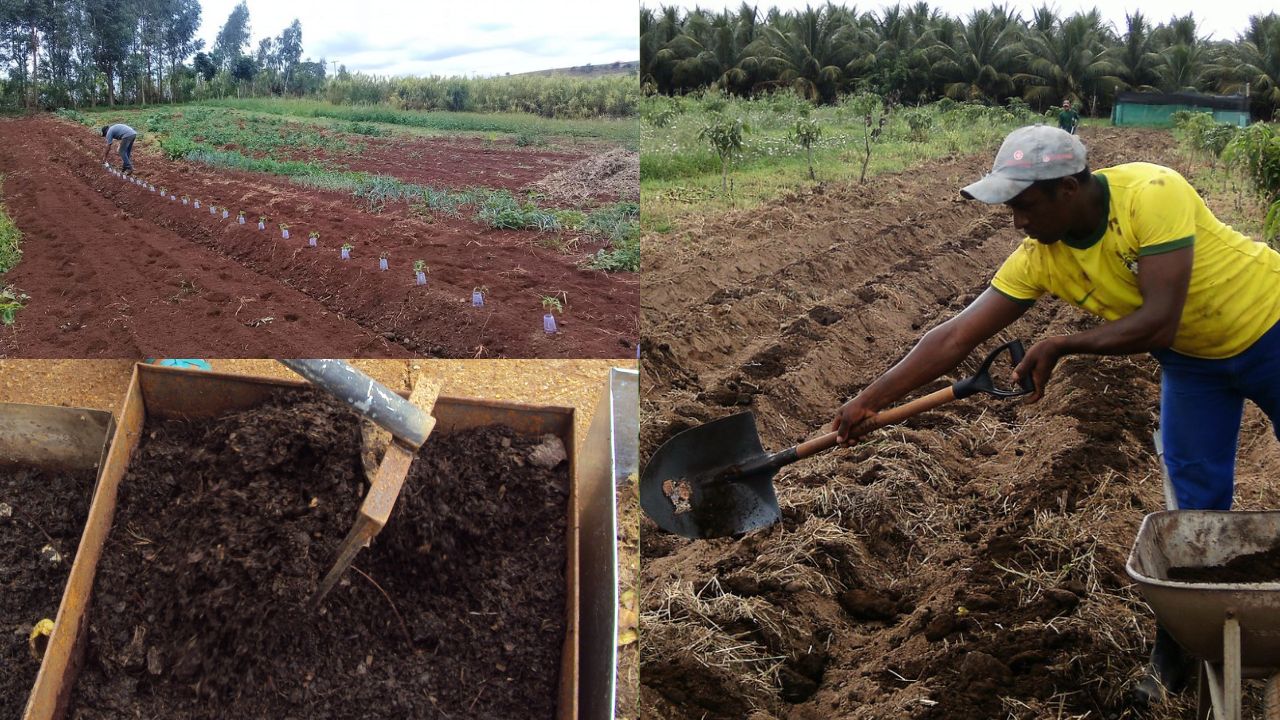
[[281, 359, 432, 449], [744, 340, 1033, 477]]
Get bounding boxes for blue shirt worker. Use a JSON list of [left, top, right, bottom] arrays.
[[101, 124, 137, 173]]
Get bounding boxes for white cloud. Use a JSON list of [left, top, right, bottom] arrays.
[[197, 0, 638, 77]]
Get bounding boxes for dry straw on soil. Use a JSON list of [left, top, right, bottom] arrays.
[[530, 149, 639, 205]]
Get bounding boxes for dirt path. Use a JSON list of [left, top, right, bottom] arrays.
[[0, 116, 637, 358], [639, 127, 1280, 719]]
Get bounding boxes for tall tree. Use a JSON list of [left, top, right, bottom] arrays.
[[211, 0, 250, 71], [1110, 12, 1163, 92], [85, 0, 133, 105], [935, 6, 1022, 103], [278, 19, 303, 94], [1015, 10, 1119, 112]]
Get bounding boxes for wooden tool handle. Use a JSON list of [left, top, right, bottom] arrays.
[[793, 385, 959, 461]]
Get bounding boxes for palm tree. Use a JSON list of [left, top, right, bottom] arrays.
[[1205, 13, 1280, 118], [853, 2, 949, 101], [1110, 12, 1163, 92], [935, 6, 1023, 103], [1015, 10, 1120, 113], [1151, 14, 1210, 93], [748, 3, 858, 102]]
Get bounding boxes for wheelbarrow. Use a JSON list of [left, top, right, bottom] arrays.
[[641, 340, 1034, 538], [1126, 510, 1280, 719]]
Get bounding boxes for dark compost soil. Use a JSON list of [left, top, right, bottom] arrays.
[[1168, 544, 1280, 584], [0, 466, 95, 718], [68, 391, 568, 719]]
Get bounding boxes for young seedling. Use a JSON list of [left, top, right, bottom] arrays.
[[541, 295, 563, 334], [259, 216, 267, 231], [308, 230, 319, 247], [341, 242, 354, 260], [413, 259, 428, 285], [378, 251, 389, 271], [280, 224, 290, 239], [238, 211, 246, 225], [472, 285, 487, 307]]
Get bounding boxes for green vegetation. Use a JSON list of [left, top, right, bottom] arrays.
[[642, 93, 1036, 226], [0, 178, 24, 325], [194, 98, 637, 145], [641, 6, 1280, 120], [0, 286, 26, 326], [1174, 112, 1280, 243], [0, 181, 20, 274], [541, 295, 564, 314], [322, 73, 638, 119], [584, 202, 641, 272]]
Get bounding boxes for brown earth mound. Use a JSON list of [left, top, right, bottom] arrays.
[[529, 149, 640, 206], [639, 127, 1280, 719]]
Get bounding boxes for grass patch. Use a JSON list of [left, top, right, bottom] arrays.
[[584, 201, 640, 271], [0, 176, 25, 325], [640, 94, 1036, 233], [0, 179, 21, 273], [190, 98, 638, 147]]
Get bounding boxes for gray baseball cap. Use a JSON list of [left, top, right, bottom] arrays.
[[961, 125, 1088, 203]]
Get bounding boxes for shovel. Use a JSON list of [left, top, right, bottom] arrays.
[[640, 340, 1035, 539], [279, 360, 442, 605]]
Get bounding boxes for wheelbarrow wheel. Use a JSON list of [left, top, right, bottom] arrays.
[[1265, 673, 1280, 720]]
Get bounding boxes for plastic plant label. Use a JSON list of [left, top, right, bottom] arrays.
[[282, 229, 290, 239], [472, 291, 485, 307], [341, 248, 351, 260], [379, 258, 388, 271], [543, 313, 558, 334], [416, 272, 427, 285]]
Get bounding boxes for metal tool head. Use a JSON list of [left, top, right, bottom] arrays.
[[639, 412, 780, 539]]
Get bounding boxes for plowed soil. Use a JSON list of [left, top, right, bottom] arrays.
[[70, 392, 569, 719], [0, 115, 637, 358], [639, 127, 1280, 719]]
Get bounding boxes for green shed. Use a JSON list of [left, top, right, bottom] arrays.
[[1112, 91, 1250, 127]]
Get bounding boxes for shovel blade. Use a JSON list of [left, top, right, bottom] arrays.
[[640, 412, 781, 539]]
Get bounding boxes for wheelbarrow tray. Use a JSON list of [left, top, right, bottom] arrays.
[[1, 402, 115, 717], [1126, 510, 1280, 671], [23, 363, 580, 720]]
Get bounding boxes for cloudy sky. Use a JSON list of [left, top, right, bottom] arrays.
[[660, 0, 1271, 42], [196, 0, 637, 78]]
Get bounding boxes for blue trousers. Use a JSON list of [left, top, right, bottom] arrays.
[[1153, 320, 1280, 510], [118, 134, 135, 171]]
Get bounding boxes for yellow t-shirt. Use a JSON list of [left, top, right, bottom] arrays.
[[991, 162, 1280, 359]]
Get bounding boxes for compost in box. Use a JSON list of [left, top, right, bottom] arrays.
[[69, 390, 568, 719], [1, 467, 95, 715]]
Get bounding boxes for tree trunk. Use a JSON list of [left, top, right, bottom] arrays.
[[29, 23, 39, 110], [807, 147, 815, 181], [860, 130, 871, 184], [721, 157, 728, 192], [107, 67, 115, 106]]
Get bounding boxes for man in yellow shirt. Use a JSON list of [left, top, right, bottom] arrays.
[[830, 125, 1280, 706]]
